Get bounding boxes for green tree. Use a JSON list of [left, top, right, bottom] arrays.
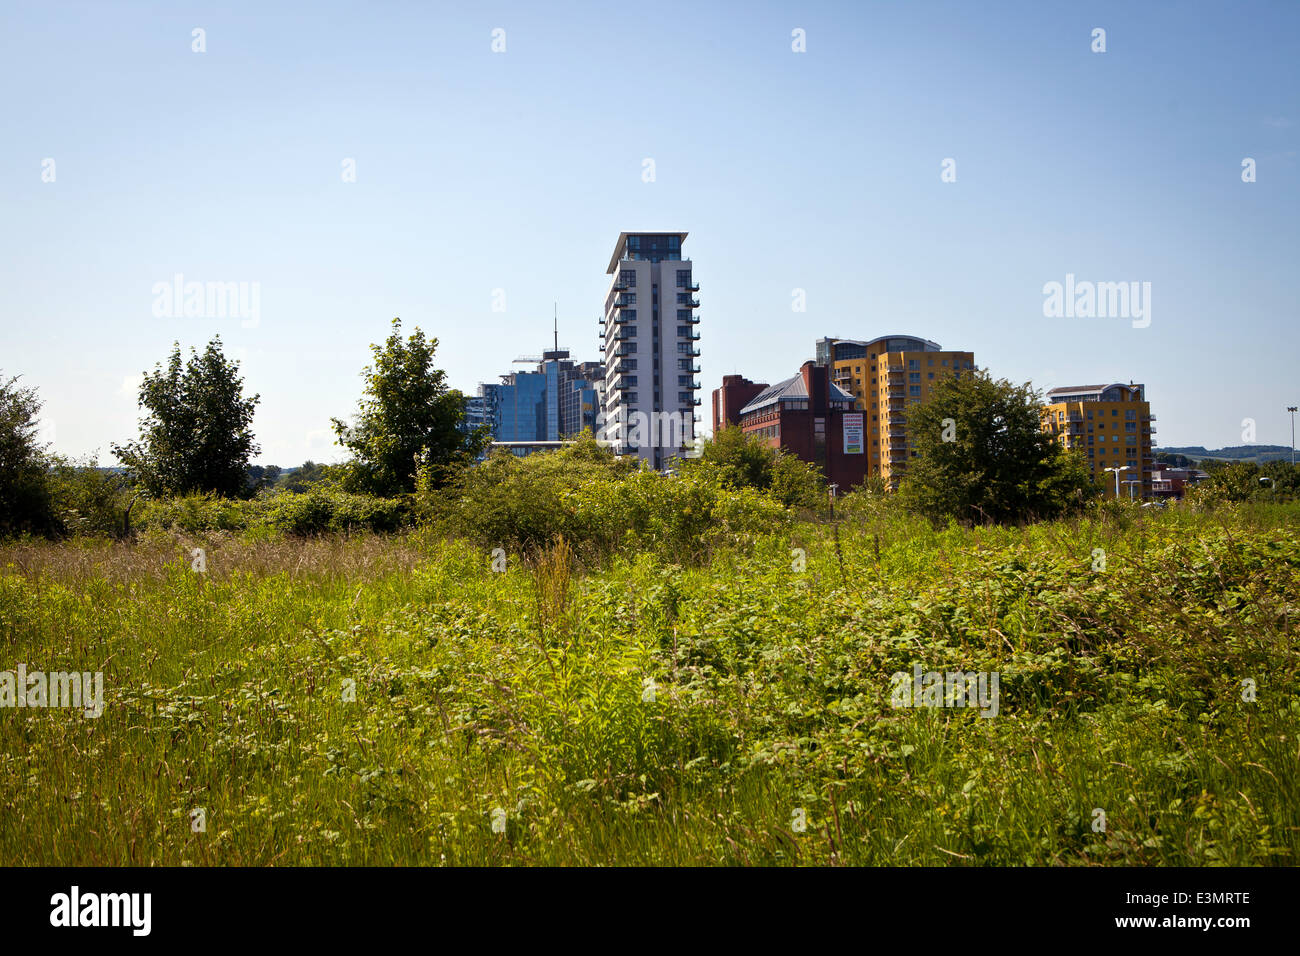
[[112, 337, 260, 498], [332, 318, 486, 495], [681, 426, 826, 509], [277, 460, 330, 493], [0, 374, 55, 536], [897, 370, 1097, 523]]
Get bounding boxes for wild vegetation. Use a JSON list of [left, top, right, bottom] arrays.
[[1, 500, 1297, 865], [3, 331, 1298, 866]]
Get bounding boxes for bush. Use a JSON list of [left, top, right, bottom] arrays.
[[263, 487, 411, 535], [46, 458, 133, 537], [427, 436, 789, 561], [135, 493, 252, 533]]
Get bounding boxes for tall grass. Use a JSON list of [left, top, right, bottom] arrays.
[[0, 504, 1296, 865]]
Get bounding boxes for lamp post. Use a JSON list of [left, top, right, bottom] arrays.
[[828, 482, 839, 518], [1123, 478, 1141, 500], [1103, 465, 1129, 499], [1289, 406, 1297, 467]]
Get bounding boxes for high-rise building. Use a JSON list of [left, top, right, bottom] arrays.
[[468, 331, 604, 454], [1041, 383, 1155, 498], [600, 232, 699, 469], [815, 335, 975, 488]]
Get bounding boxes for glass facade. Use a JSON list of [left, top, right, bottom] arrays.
[[624, 234, 682, 262]]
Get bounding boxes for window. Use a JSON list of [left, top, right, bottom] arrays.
[[676, 310, 691, 321], [622, 309, 637, 320], [676, 293, 694, 304], [676, 326, 693, 336], [928, 358, 934, 366], [675, 269, 691, 287], [941, 359, 948, 366], [908, 359, 919, 370], [909, 385, 921, 397], [619, 269, 636, 287], [622, 359, 638, 369], [623, 326, 637, 337], [677, 375, 693, 386], [909, 372, 921, 383], [1125, 409, 1136, 420], [928, 372, 935, 379], [624, 376, 638, 386]]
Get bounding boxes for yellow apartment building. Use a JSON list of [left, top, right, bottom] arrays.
[[814, 335, 975, 487], [1041, 383, 1155, 498]]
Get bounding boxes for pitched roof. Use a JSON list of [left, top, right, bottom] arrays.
[[739, 373, 853, 415]]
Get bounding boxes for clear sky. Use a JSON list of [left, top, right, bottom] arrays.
[[2, 0, 1297, 465]]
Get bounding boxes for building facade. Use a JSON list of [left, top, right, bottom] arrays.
[[712, 374, 767, 435], [737, 361, 865, 490], [469, 343, 604, 454], [815, 335, 975, 488], [600, 232, 700, 469], [1041, 383, 1156, 498]]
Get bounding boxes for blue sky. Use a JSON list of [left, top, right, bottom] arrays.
[[2, 0, 1297, 464]]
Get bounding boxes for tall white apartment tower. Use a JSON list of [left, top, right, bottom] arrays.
[[599, 232, 700, 469]]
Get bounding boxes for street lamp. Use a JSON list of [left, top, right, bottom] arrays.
[[1288, 406, 1297, 467], [1123, 477, 1141, 501], [1103, 465, 1129, 498]]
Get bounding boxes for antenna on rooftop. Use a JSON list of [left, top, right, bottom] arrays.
[[554, 303, 558, 353]]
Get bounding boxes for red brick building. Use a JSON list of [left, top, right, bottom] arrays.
[[712, 374, 767, 435], [736, 361, 866, 490]]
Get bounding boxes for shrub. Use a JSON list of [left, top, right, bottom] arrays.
[[263, 488, 411, 535], [427, 437, 789, 561], [46, 458, 133, 537]]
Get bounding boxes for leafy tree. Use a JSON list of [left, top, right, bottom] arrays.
[[47, 457, 132, 537], [112, 337, 260, 498], [680, 426, 826, 509], [277, 460, 331, 493], [332, 318, 487, 496], [897, 370, 1097, 523], [686, 426, 775, 489], [1199, 460, 1300, 502], [0, 374, 55, 536]]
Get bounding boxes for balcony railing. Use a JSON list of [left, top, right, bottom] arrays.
[[684, 283, 700, 292], [681, 298, 701, 309], [683, 331, 701, 340]]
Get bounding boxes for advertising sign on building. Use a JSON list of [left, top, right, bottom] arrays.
[[843, 413, 864, 454]]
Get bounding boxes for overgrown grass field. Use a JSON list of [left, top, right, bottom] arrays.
[[2, 503, 1298, 865]]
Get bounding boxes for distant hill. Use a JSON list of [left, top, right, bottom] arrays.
[[1158, 445, 1295, 464]]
